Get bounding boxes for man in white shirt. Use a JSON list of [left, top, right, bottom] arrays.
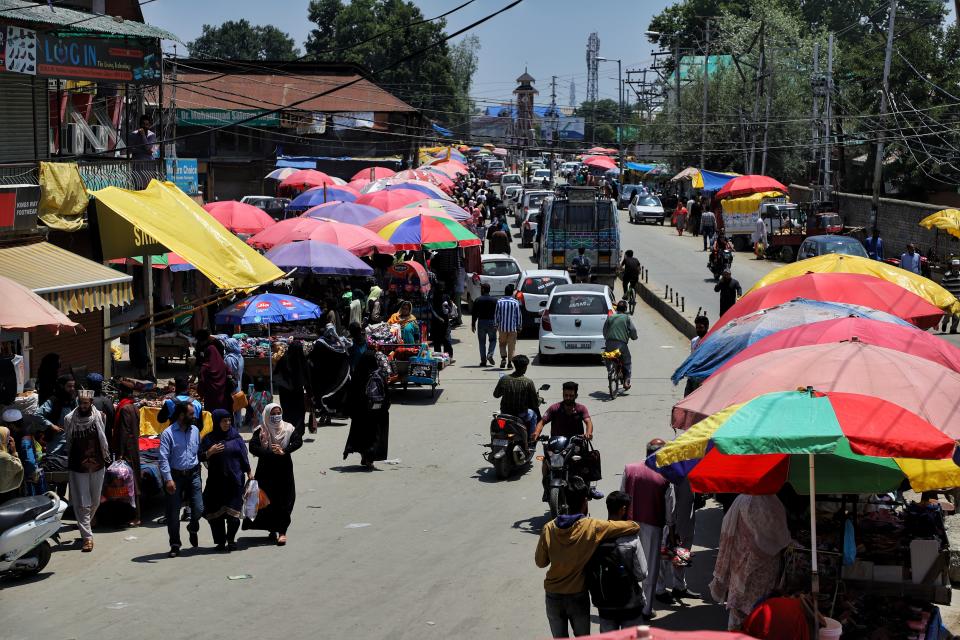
[[900, 243, 922, 274]]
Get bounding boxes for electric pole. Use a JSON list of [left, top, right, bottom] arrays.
[[748, 23, 765, 174], [761, 47, 774, 175], [822, 33, 834, 204], [810, 41, 820, 197], [700, 18, 711, 168], [675, 37, 682, 167], [870, 0, 897, 232], [550, 75, 557, 184]]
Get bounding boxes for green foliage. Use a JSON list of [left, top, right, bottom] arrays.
[[449, 35, 481, 119], [188, 19, 300, 61], [576, 99, 621, 144]]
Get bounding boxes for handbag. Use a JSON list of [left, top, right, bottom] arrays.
[[232, 390, 248, 412]]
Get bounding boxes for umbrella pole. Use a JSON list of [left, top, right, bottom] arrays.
[[268, 323, 274, 397], [809, 452, 821, 636]]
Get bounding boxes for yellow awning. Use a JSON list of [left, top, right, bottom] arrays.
[[0, 241, 133, 314], [90, 180, 283, 290]]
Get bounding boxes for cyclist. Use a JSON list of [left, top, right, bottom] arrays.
[[620, 250, 640, 308], [603, 300, 639, 390]]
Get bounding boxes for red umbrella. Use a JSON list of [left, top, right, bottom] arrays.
[[715, 174, 787, 199], [583, 155, 617, 170], [356, 188, 427, 211], [429, 159, 468, 176], [717, 316, 960, 376], [247, 217, 394, 256], [350, 166, 395, 181], [348, 178, 370, 192], [587, 146, 616, 156], [278, 169, 337, 192], [712, 273, 943, 332], [418, 166, 456, 190], [202, 200, 277, 235]]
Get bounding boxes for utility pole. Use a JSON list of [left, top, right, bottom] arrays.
[[761, 47, 774, 175], [810, 41, 820, 199], [822, 33, 834, 204], [700, 18, 711, 168], [675, 37, 682, 167], [748, 23, 765, 174], [550, 75, 557, 184], [871, 0, 897, 232]]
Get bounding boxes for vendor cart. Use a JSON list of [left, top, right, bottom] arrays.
[[154, 332, 193, 367]]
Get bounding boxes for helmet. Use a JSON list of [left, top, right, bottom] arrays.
[[547, 436, 569, 453]]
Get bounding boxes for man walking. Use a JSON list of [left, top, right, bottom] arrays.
[[699, 208, 716, 252], [714, 270, 742, 317], [63, 390, 110, 552], [471, 282, 498, 366], [588, 491, 647, 631], [570, 247, 592, 283], [535, 478, 640, 637], [900, 243, 922, 274], [621, 439, 674, 621], [864, 228, 884, 260], [158, 402, 203, 557], [494, 284, 522, 369]]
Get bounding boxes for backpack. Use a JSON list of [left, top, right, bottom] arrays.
[[365, 371, 387, 411], [586, 540, 644, 613]]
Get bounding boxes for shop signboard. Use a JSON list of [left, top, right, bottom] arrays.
[[164, 158, 198, 195], [175, 108, 280, 127], [94, 201, 165, 260], [0, 24, 161, 83], [0, 184, 39, 231], [558, 117, 585, 141]]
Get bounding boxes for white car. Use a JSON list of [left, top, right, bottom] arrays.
[[561, 162, 580, 177], [500, 173, 522, 189], [516, 270, 571, 332], [465, 254, 523, 303], [628, 194, 666, 225], [504, 184, 523, 205], [532, 169, 552, 185], [539, 283, 616, 362], [520, 210, 539, 247], [516, 189, 552, 226]]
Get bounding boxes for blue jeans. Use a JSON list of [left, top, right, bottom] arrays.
[[165, 469, 203, 548], [477, 320, 496, 361], [702, 225, 715, 251]]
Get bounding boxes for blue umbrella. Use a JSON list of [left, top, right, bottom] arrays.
[[264, 240, 373, 276], [301, 202, 382, 226], [380, 182, 451, 200], [671, 298, 914, 384], [288, 186, 358, 211]]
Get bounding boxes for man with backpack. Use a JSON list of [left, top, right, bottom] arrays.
[[570, 247, 592, 283], [588, 491, 647, 631]]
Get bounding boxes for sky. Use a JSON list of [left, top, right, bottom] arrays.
[[142, 0, 675, 109]]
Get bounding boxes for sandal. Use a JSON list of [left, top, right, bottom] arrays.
[[276, 534, 287, 546]]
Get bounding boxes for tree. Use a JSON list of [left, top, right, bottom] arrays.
[[449, 35, 481, 121], [305, 0, 466, 124], [576, 99, 621, 144], [188, 19, 300, 60]]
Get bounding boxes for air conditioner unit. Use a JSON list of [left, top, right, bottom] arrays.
[[62, 124, 83, 155], [87, 125, 109, 152]]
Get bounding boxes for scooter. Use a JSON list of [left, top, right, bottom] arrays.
[[483, 383, 549, 480], [0, 492, 66, 578], [709, 248, 734, 281], [540, 434, 595, 518]]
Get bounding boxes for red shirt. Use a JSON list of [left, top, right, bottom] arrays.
[[622, 462, 669, 527], [541, 402, 590, 439]]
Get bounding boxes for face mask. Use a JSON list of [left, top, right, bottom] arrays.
[[269, 415, 283, 425]]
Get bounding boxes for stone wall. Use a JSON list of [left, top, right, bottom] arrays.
[[789, 184, 960, 260]]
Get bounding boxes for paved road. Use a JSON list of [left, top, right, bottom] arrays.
[[4, 238, 727, 639]]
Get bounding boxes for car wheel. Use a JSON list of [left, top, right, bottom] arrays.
[[660, 218, 665, 226], [538, 350, 552, 365]]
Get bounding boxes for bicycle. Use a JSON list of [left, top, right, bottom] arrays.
[[601, 349, 625, 400]]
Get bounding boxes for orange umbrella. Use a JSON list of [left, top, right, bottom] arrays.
[[0, 275, 80, 333]]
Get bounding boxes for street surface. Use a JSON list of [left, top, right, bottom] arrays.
[[2, 224, 727, 639]]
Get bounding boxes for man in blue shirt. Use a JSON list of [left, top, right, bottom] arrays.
[[495, 284, 523, 369], [159, 401, 203, 556], [900, 243, 922, 275], [864, 229, 884, 261]]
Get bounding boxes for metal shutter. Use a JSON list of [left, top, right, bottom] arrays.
[[0, 73, 48, 163], [30, 309, 104, 377]]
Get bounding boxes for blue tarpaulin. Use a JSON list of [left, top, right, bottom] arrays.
[[699, 169, 738, 191], [626, 162, 655, 172], [432, 122, 453, 137]]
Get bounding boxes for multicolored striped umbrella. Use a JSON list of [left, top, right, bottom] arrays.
[[374, 212, 480, 250], [403, 198, 471, 221]]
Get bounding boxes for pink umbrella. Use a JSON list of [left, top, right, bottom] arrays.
[[278, 169, 337, 192], [428, 159, 468, 176], [248, 217, 394, 256], [351, 166, 395, 181], [356, 188, 427, 211], [348, 178, 370, 192], [583, 155, 617, 170], [672, 341, 960, 437], [202, 200, 277, 235], [415, 166, 456, 191], [0, 275, 80, 333]]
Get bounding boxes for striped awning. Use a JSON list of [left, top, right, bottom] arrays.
[[0, 242, 133, 314]]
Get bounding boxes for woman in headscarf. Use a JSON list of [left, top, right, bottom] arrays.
[[388, 300, 419, 345], [64, 391, 110, 552], [200, 408, 251, 552], [348, 289, 364, 326], [36, 352, 61, 406], [710, 494, 793, 629], [112, 382, 142, 526], [343, 351, 390, 469], [273, 340, 311, 437], [222, 337, 245, 423], [429, 282, 454, 358], [322, 310, 343, 344], [366, 286, 384, 324], [198, 340, 231, 414], [245, 403, 301, 546]]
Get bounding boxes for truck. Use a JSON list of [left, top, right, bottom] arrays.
[[536, 185, 621, 288], [762, 205, 846, 262], [721, 193, 790, 251]]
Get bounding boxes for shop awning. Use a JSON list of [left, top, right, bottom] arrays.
[[0, 242, 133, 314], [90, 180, 284, 290]]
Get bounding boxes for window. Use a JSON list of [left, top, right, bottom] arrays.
[[521, 276, 562, 294], [502, 175, 522, 185], [635, 196, 661, 208], [482, 260, 520, 277], [527, 194, 548, 208], [550, 294, 608, 315]]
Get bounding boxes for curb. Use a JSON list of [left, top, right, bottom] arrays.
[[635, 275, 697, 340]]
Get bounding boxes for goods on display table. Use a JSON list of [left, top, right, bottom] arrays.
[[364, 322, 448, 394]]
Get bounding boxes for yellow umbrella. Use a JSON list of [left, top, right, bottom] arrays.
[[919, 209, 960, 239], [747, 253, 960, 315]]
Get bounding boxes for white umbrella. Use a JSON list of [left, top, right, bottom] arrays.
[[264, 167, 298, 181]]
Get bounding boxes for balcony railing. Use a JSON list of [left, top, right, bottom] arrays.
[[0, 158, 163, 190]]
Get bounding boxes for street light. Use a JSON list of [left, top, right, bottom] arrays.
[[596, 56, 623, 177]]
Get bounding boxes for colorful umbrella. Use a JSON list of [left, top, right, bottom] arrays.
[[202, 200, 277, 235], [491, 147, 508, 157], [356, 189, 428, 211], [264, 167, 298, 181], [278, 169, 337, 192], [671, 299, 913, 384], [264, 240, 373, 276], [111, 253, 196, 272], [403, 198, 471, 221], [375, 213, 480, 250], [583, 155, 617, 170], [301, 201, 382, 226], [919, 208, 960, 239], [248, 217, 395, 256], [672, 341, 960, 436], [287, 185, 359, 210], [587, 146, 616, 156], [379, 181, 452, 201], [709, 272, 943, 332], [351, 167, 395, 182], [717, 317, 960, 377], [416, 166, 456, 190], [715, 174, 788, 200], [365, 207, 456, 233], [748, 253, 960, 315], [0, 274, 80, 333]]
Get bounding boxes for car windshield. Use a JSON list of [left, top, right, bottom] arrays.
[[549, 293, 608, 315], [250, 198, 284, 210], [534, 170, 550, 178], [635, 196, 660, 207], [482, 260, 520, 276], [521, 276, 561, 294], [502, 175, 521, 184], [820, 238, 868, 257], [527, 194, 548, 207]]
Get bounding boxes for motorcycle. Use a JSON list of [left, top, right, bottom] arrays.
[[0, 492, 66, 578], [709, 248, 734, 281], [483, 383, 549, 480], [539, 434, 597, 518]]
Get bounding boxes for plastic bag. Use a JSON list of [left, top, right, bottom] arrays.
[[242, 479, 270, 520], [102, 460, 136, 507]]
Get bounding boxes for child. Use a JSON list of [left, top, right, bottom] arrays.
[[245, 376, 273, 427]]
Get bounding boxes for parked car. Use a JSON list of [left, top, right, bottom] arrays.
[[618, 184, 648, 209], [516, 270, 571, 332], [520, 210, 540, 247], [796, 235, 869, 261], [465, 254, 523, 304], [504, 184, 523, 206], [500, 173, 522, 189], [240, 195, 291, 220], [627, 194, 666, 225], [538, 283, 616, 362], [516, 189, 552, 227], [485, 160, 506, 181]]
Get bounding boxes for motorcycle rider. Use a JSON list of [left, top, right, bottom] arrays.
[[532, 382, 602, 500], [492, 354, 540, 442], [603, 300, 639, 390]]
